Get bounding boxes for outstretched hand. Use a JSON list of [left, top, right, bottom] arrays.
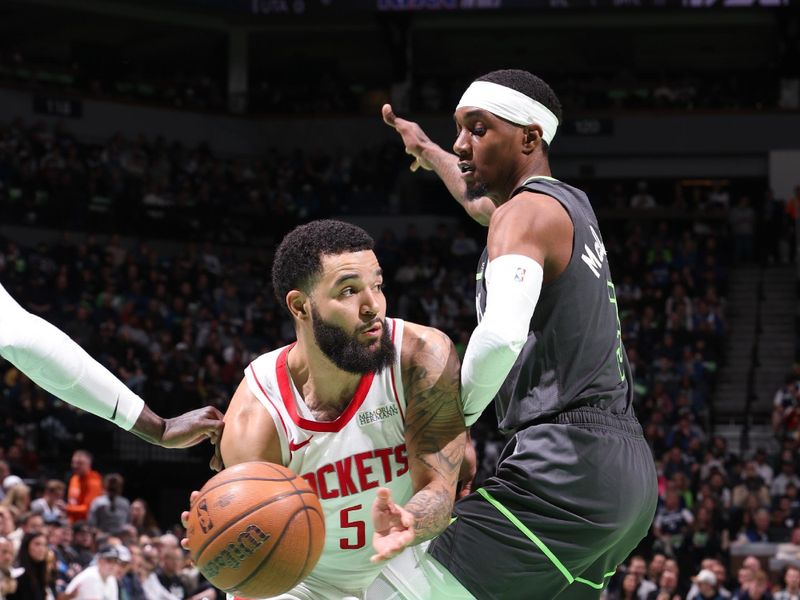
[[370, 487, 416, 564], [160, 406, 225, 449], [381, 104, 436, 173]]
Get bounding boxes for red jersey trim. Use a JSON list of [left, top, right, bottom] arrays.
[[276, 345, 375, 433], [388, 319, 405, 421], [248, 363, 290, 446]]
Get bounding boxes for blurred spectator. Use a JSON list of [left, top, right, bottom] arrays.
[[773, 461, 800, 499], [694, 568, 725, 600], [140, 543, 177, 600], [735, 569, 774, 600], [732, 462, 771, 510], [774, 565, 800, 600], [648, 568, 681, 600], [87, 473, 130, 535], [127, 499, 160, 538], [0, 536, 17, 599], [63, 544, 121, 600], [654, 490, 695, 556], [31, 480, 67, 524], [66, 450, 103, 524], [607, 572, 644, 600], [1, 483, 30, 520], [118, 543, 146, 600], [8, 531, 50, 600], [631, 181, 657, 209], [68, 522, 95, 569]]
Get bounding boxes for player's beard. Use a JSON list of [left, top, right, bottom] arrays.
[[311, 305, 395, 375]]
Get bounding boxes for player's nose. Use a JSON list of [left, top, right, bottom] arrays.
[[453, 129, 470, 158]]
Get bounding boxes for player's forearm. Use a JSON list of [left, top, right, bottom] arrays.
[[423, 145, 493, 226], [403, 482, 455, 545], [0, 286, 145, 429]]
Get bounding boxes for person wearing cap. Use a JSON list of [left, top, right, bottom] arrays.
[[118, 544, 147, 600], [68, 521, 96, 569], [0, 281, 224, 450], [693, 569, 725, 600], [62, 545, 120, 600], [373, 69, 657, 599]]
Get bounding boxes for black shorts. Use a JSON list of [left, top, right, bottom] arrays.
[[428, 408, 658, 600]]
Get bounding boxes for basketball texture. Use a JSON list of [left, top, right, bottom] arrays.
[[185, 461, 325, 598]]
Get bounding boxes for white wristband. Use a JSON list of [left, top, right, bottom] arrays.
[[0, 283, 144, 430], [461, 255, 543, 427]]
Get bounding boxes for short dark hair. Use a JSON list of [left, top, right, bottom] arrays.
[[272, 220, 375, 313], [474, 69, 563, 153]]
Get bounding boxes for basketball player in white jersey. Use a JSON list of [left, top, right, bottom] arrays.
[[202, 219, 467, 600], [0, 281, 223, 447]]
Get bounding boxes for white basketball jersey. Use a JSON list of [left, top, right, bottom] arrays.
[[244, 318, 413, 593]]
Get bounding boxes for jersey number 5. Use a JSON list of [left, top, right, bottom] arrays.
[[339, 504, 366, 549]]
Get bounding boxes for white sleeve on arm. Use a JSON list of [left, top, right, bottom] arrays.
[[0, 283, 144, 430], [461, 254, 543, 427]]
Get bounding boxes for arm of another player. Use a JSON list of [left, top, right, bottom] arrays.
[[382, 104, 496, 226], [371, 324, 466, 563], [460, 193, 572, 426], [0, 282, 224, 448]]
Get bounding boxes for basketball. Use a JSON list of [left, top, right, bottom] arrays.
[[185, 461, 325, 598]]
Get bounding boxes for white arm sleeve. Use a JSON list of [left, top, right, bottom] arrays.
[[0, 283, 144, 430], [461, 254, 543, 427]]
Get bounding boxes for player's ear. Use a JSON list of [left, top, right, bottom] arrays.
[[521, 126, 541, 155], [286, 290, 309, 321]]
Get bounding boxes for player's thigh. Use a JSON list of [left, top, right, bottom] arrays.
[[429, 423, 657, 599]]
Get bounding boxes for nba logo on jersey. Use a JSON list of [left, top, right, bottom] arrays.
[[514, 267, 526, 282]]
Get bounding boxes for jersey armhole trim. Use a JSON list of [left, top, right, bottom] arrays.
[[247, 363, 291, 465]]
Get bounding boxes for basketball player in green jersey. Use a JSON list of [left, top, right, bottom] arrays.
[[369, 69, 658, 599]]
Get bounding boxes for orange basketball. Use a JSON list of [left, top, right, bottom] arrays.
[[185, 461, 325, 599]]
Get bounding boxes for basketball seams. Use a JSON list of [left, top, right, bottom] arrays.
[[197, 474, 298, 498], [192, 488, 316, 562]]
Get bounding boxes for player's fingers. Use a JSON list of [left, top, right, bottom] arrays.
[[410, 159, 420, 173], [375, 487, 392, 509], [181, 510, 190, 528], [381, 104, 396, 127], [180, 537, 190, 550]]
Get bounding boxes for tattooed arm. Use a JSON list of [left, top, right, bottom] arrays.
[[371, 322, 466, 563]]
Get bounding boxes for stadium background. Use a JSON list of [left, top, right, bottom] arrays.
[[0, 0, 799, 597]]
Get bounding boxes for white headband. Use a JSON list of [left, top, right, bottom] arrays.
[[457, 81, 559, 145]]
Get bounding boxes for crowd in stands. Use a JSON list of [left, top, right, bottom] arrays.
[[1, 115, 800, 597], [0, 448, 216, 599], [0, 45, 794, 116], [0, 118, 408, 242]]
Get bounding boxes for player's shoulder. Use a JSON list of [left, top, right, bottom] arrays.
[[401, 321, 453, 351], [489, 190, 572, 249], [398, 321, 457, 372], [493, 189, 568, 228]]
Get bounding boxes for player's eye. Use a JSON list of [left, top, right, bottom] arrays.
[[340, 287, 355, 297], [471, 124, 486, 136]]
